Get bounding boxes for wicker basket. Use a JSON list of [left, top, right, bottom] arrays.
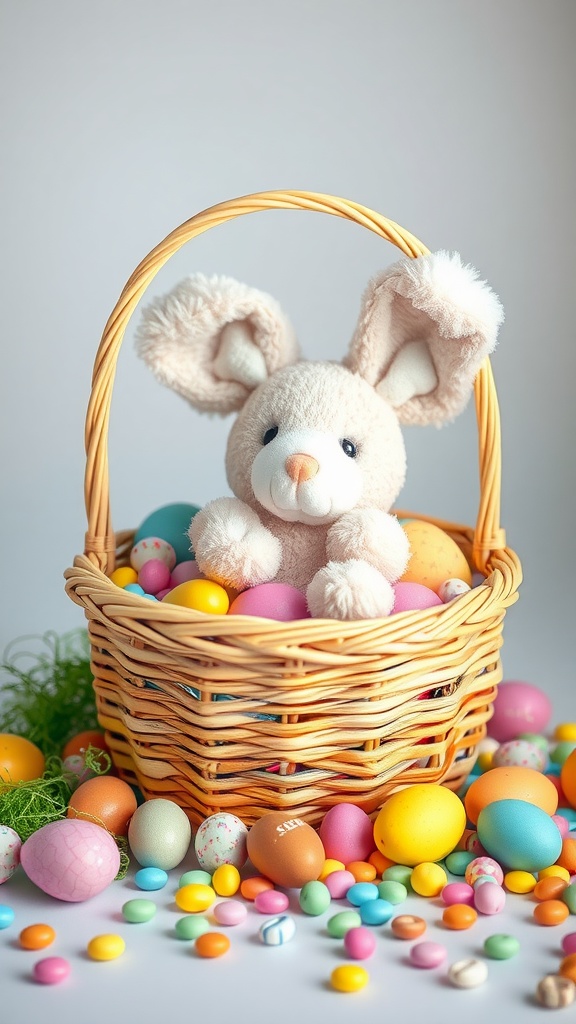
[[64, 190, 522, 828]]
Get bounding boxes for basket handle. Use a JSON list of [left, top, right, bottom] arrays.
[[83, 190, 505, 577]]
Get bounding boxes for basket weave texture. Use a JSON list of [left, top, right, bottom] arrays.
[[64, 191, 522, 828]]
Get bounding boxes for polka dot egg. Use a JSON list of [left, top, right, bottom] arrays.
[[130, 537, 177, 572], [194, 812, 249, 872], [492, 739, 548, 772]]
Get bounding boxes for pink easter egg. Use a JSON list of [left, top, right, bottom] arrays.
[[170, 560, 203, 587], [488, 680, 552, 742], [318, 803, 375, 864], [392, 582, 443, 613], [229, 583, 310, 621], [20, 818, 120, 902], [138, 558, 172, 595]]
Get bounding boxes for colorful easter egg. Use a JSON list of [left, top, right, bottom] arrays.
[[134, 503, 201, 564]]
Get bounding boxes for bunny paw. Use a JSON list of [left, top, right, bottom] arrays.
[[189, 497, 282, 588], [306, 559, 396, 620]]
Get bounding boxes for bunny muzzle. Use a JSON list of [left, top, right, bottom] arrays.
[[250, 427, 363, 525]]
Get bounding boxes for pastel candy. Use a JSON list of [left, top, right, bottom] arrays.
[[259, 914, 296, 946]]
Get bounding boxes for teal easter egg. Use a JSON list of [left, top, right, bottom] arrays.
[[477, 798, 562, 871], [134, 503, 201, 564]]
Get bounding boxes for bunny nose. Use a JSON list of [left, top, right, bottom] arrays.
[[285, 453, 319, 483]]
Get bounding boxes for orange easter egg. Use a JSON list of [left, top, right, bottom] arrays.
[[400, 520, 472, 593]]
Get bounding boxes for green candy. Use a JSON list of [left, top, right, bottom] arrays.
[[174, 915, 211, 940], [562, 883, 576, 913], [377, 880, 408, 905], [122, 899, 157, 924], [483, 933, 520, 960], [299, 880, 331, 916], [445, 850, 476, 876], [326, 910, 362, 938], [382, 865, 413, 889], [179, 869, 212, 888]]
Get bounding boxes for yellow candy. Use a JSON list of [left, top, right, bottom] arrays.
[[87, 933, 126, 961], [476, 751, 494, 772], [212, 864, 241, 897], [539, 865, 571, 882], [175, 882, 216, 913], [374, 784, 466, 866], [504, 870, 537, 894], [109, 566, 138, 587], [318, 858, 345, 880], [162, 579, 229, 614], [555, 723, 576, 743], [331, 964, 369, 993], [410, 861, 448, 897]]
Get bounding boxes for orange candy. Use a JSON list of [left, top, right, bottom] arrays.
[[533, 899, 570, 926], [67, 775, 138, 836], [195, 932, 231, 958], [368, 849, 393, 874], [533, 876, 569, 902], [390, 915, 427, 940], [346, 860, 377, 883], [442, 904, 478, 930], [239, 876, 274, 901], [560, 955, 576, 984], [557, 838, 576, 875], [19, 924, 56, 950]]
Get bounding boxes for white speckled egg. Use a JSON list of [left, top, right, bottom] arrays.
[[438, 577, 472, 602], [194, 812, 249, 871], [130, 537, 177, 572], [128, 798, 191, 870], [20, 818, 120, 901], [0, 825, 22, 883], [492, 739, 548, 772]]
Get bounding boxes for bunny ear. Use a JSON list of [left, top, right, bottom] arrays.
[[344, 251, 504, 426], [135, 274, 300, 414]]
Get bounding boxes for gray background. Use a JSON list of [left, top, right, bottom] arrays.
[[1, 0, 574, 716]]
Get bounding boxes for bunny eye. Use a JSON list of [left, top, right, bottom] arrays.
[[262, 426, 279, 445], [340, 438, 357, 458]]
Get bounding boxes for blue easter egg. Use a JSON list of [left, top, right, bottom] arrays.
[[477, 798, 562, 871], [134, 503, 201, 564]]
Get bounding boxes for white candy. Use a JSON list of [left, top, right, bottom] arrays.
[[447, 958, 488, 988], [259, 914, 296, 946], [438, 577, 472, 602]]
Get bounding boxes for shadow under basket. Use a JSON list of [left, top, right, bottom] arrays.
[[64, 190, 522, 828]]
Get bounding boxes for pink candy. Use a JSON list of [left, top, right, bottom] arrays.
[[474, 882, 506, 915], [254, 889, 290, 914], [441, 882, 475, 906], [33, 957, 71, 985], [561, 932, 576, 955], [409, 941, 448, 969], [213, 899, 248, 926], [324, 870, 357, 899], [343, 926, 377, 960]]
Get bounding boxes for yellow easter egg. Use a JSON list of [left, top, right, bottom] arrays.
[[400, 520, 472, 593], [109, 566, 138, 587], [373, 784, 466, 866], [161, 579, 229, 614]]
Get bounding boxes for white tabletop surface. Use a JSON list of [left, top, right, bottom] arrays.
[[1, 839, 574, 1024]]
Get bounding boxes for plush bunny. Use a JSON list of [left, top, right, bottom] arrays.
[[135, 252, 503, 620]]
